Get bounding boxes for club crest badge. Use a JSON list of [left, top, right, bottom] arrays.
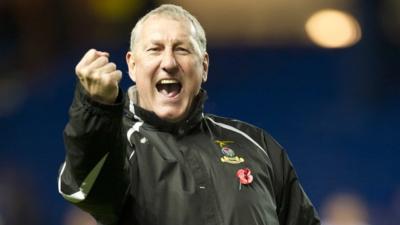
[[215, 140, 245, 164], [221, 147, 235, 157]]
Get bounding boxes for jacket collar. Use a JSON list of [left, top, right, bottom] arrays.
[[125, 86, 206, 135]]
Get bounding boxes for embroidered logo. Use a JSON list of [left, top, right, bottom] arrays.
[[221, 147, 235, 157], [215, 140, 245, 164], [215, 140, 234, 148]]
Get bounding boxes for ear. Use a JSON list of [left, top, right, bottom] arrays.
[[202, 52, 209, 83], [126, 51, 136, 82]]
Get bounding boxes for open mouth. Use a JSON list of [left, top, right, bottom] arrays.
[[156, 79, 182, 98]]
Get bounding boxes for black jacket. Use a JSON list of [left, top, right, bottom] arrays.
[[58, 83, 320, 225]]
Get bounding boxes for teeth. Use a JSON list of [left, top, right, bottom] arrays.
[[160, 79, 179, 84]]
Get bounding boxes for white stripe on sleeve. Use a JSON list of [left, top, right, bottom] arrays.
[[58, 153, 109, 203]]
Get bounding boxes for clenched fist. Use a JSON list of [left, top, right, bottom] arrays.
[[75, 49, 122, 104]]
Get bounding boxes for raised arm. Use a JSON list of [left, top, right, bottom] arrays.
[[58, 49, 129, 225]]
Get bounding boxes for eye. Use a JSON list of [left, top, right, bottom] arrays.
[[147, 47, 159, 52], [176, 47, 190, 54]]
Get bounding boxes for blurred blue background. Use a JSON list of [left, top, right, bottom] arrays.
[[0, 0, 399, 225]]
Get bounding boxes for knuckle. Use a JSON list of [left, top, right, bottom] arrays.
[[99, 56, 109, 63], [91, 71, 101, 80], [85, 71, 98, 83], [87, 48, 96, 56], [102, 76, 112, 87], [75, 65, 80, 74], [115, 70, 122, 79], [109, 62, 116, 70], [80, 67, 90, 77]]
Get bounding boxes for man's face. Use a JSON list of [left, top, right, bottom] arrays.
[[126, 15, 208, 122]]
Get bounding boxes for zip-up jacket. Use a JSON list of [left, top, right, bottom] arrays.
[[58, 83, 320, 225]]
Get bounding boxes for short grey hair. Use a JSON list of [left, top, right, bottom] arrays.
[[129, 4, 207, 54]]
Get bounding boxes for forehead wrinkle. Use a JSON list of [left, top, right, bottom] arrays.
[[148, 34, 191, 43], [148, 38, 193, 47], [144, 33, 196, 51], [136, 16, 203, 56]]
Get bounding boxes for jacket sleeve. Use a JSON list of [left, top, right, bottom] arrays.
[[263, 132, 321, 225], [58, 82, 130, 225]]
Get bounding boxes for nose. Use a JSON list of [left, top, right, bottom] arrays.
[[161, 50, 179, 75]]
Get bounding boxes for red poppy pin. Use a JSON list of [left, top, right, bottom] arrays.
[[236, 168, 253, 190]]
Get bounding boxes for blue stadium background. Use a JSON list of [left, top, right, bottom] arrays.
[[0, 1, 399, 224]]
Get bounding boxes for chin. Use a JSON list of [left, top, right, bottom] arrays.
[[156, 108, 187, 123]]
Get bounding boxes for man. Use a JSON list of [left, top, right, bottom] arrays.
[[58, 4, 320, 225]]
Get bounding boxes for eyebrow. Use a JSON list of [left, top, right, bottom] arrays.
[[147, 39, 196, 49]]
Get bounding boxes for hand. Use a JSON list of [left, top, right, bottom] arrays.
[[75, 49, 122, 104]]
